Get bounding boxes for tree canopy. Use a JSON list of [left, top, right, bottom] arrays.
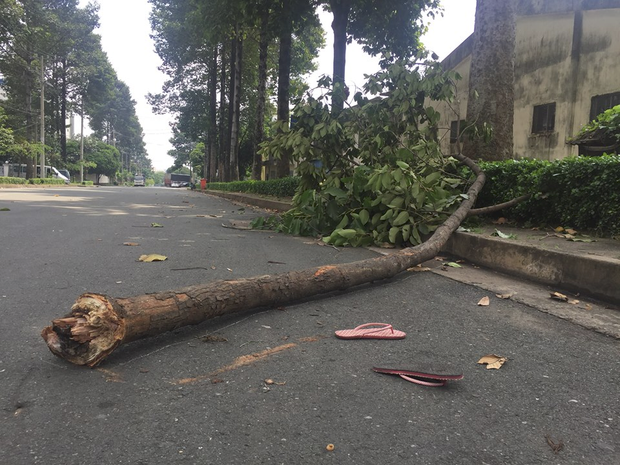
[[148, 0, 440, 181], [0, 0, 150, 180]]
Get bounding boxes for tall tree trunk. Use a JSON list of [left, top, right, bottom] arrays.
[[60, 59, 68, 161], [229, 30, 242, 182], [463, 0, 516, 161], [24, 54, 35, 180], [208, 47, 218, 182], [224, 39, 236, 181], [275, 2, 292, 178], [41, 153, 486, 367], [218, 44, 228, 182], [330, 0, 351, 114], [252, 9, 270, 181]]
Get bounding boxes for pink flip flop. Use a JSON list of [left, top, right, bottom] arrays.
[[372, 367, 464, 387], [335, 323, 406, 340]]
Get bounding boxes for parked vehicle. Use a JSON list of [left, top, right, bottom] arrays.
[[50, 167, 70, 184], [1, 163, 69, 184], [163, 172, 191, 188], [133, 175, 145, 187]]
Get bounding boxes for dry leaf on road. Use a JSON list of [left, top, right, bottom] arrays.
[[138, 254, 168, 262], [123, 242, 140, 246], [496, 292, 514, 299], [550, 291, 568, 302], [477, 354, 507, 369], [407, 265, 431, 272], [477, 296, 490, 306]]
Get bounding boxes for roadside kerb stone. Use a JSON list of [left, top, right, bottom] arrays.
[[443, 231, 620, 305]]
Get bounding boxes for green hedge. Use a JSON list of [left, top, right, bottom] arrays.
[[205, 177, 299, 198], [27, 178, 66, 185], [0, 176, 27, 185], [0, 176, 68, 185], [475, 154, 620, 236]]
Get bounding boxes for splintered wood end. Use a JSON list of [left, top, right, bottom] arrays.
[[41, 293, 126, 367]]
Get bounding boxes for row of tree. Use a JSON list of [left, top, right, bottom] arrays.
[[148, 0, 441, 182], [0, 0, 151, 181]]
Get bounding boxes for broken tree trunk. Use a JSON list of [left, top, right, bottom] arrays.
[[41, 153, 486, 367]]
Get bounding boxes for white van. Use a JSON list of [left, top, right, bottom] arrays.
[[51, 167, 70, 184], [133, 175, 145, 187]]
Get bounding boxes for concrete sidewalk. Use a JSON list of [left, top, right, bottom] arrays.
[[202, 189, 620, 307]]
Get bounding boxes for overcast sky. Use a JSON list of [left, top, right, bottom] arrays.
[[87, 0, 476, 171]]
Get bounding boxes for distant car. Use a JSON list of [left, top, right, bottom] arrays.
[[133, 175, 145, 187], [58, 169, 71, 183], [51, 167, 70, 184]]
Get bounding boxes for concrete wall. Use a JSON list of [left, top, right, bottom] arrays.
[[434, 3, 620, 160]]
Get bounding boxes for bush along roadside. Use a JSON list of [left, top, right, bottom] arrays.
[[0, 176, 27, 185], [474, 154, 620, 236]]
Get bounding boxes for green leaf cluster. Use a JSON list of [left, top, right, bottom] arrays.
[[570, 104, 620, 145], [257, 61, 467, 246]]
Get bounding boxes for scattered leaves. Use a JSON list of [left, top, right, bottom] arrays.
[[445, 262, 462, 268], [477, 296, 490, 306], [496, 292, 515, 299], [407, 265, 431, 272], [492, 217, 508, 224], [585, 304, 593, 311], [568, 299, 580, 305], [123, 242, 140, 246], [545, 435, 564, 454], [477, 354, 507, 370], [565, 228, 577, 235], [150, 223, 164, 228], [492, 229, 517, 239], [550, 292, 568, 302], [138, 254, 168, 262], [567, 237, 594, 243], [554, 226, 564, 233], [264, 379, 286, 386]]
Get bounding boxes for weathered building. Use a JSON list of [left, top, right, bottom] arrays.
[[436, 0, 620, 160]]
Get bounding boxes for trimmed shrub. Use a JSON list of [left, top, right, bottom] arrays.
[[205, 177, 299, 198], [28, 178, 66, 185], [475, 155, 620, 236], [0, 176, 27, 185]]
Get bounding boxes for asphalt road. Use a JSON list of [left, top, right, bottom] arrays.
[[1, 186, 618, 465]]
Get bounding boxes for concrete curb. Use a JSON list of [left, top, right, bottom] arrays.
[[202, 190, 291, 212], [203, 189, 620, 305], [443, 232, 620, 305]]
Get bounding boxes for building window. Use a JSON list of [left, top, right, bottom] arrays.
[[450, 120, 466, 144], [590, 92, 620, 120], [532, 103, 556, 134]]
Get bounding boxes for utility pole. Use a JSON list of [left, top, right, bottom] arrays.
[[39, 57, 45, 178]]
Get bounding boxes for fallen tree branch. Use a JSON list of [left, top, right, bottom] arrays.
[[467, 194, 531, 216], [41, 153, 485, 367]]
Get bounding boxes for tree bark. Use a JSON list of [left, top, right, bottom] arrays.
[[252, 9, 270, 181], [219, 43, 228, 182], [330, 0, 350, 114], [229, 29, 242, 181], [463, 0, 516, 161], [41, 153, 485, 367], [275, 3, 292, 178]]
